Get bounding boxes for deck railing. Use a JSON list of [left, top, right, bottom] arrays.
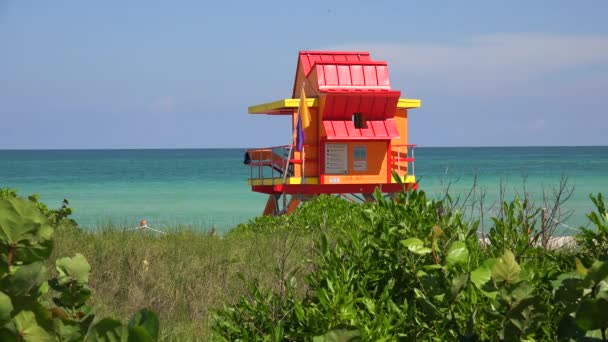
[[390, 144, 416, 179], [246, 143, 415, 185], [245, 145, 302, 185]]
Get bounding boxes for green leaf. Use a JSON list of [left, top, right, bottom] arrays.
[[553, 275, 586, 303], [128, 308, 158, 341], [0, 291, 13, 323], [575, 298, 608, 331], [0, 197, 53, 246], [446, 241, 469, 266], [56, 253, 90, 286], [13, 310, 53, 342], [491, 251, 521, 284], [575, 258, 588, 276], [450, 273, 469, 300], [53, 319, 83, 342], [313, 328, 361, 342], [127, 326, 154, 342], [85, 318, 128, 342], [0, 262, 47, 297], [586, 260, 608, 283], [471, 259, 493, 288], [401, 238, 432, 255]]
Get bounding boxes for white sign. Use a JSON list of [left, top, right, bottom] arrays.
[[325, 143, 348, 174]]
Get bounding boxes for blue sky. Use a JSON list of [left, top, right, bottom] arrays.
[[1, 0, 607, 148]]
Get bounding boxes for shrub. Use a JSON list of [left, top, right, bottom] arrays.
[[0, 196, 159, 341], [213, 190, 608, 341]]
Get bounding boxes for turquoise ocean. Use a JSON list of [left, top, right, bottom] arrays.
[[1, 147, 607, 234]]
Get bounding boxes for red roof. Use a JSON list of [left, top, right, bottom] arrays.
[[322, 90, 400, 120], [298, 51, 372, 77], [323, 118, 400, 140], [314, 61, 391, 91]]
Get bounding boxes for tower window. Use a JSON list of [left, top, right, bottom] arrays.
[[352, 113, 365, 129]]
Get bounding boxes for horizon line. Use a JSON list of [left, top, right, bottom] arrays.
[[1, 145, 607, 151]]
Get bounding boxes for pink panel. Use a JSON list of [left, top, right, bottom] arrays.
[[350, 65, 364, 86], [376, 65, 390, 87], [337, 65, 352, 86], [345, 55, 359, 62], [332, 121, 348, 137], [385, 118, 400, 138], [363, 65, 378, 86], [316, 66, 326, 86], [345, 121, 362, 137], [323, 120, 399, 139], [323, 65, 339, 86], [302, 57, 311, 75], [323, 120, 335, 137], [369, 121, 388, 137], [334, 55, 347, 62]]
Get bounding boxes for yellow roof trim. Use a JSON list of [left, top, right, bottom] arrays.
[[248, 98, 318, 115], [248, 97, 420, 114], [248, 177, 319, 186], [397, 98, 421, 109], [391, 175, 417, 184]]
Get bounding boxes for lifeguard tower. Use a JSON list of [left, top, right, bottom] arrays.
[[245, 51, 421, 215]]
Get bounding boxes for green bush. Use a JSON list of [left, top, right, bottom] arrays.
[[577, 193, 608, 262], [213, 190, 608, 341], [0, 196, 159, 341], [0, 188, 77, 229]]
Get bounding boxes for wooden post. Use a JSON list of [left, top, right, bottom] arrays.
[[541, 207, 548, 248]]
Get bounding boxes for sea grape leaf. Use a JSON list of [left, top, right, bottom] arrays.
[[13, 310, 53, 342], [450, 273, 469, 300], [471, 259, 493, 288], [0, 291, 13, 323], [85, 318, 128, 342], [491, 251, 521, 284], [575, 258, 588, 276], [586, 260, 608, 283], [0, 262, 47, 297], [553, 275, 586, 303], [53, 319, 83, 342], [56, 253, 90, 286], [446, 241, 469, 266], [128, 326, 154, 342], [14, 239, 54, 266], [0, 197, 53, 244], [128, 308, 159, 341], [401, 238, 432, 255], [313, 328, 360, 342], [575, 298, 608, 331]]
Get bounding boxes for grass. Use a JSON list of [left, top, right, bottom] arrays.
[[50, 226, 315, 341]]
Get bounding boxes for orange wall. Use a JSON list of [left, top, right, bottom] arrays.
[[391, 108, 409, 177], [293, 107, 319, 177], [320, 141, 388, 184]]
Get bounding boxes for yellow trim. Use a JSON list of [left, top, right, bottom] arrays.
[[248, 98, 318, 114], [391, 175, 416, 184], [249, 97, 420, 114], [397, 98, 421, 109], [248, 177, 319, 186]]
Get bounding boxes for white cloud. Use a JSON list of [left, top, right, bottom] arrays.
[[148, 95, 176, 113], [328, 33, 608, 96]]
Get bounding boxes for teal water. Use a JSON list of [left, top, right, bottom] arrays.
[[1, 147, 607, 233]]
